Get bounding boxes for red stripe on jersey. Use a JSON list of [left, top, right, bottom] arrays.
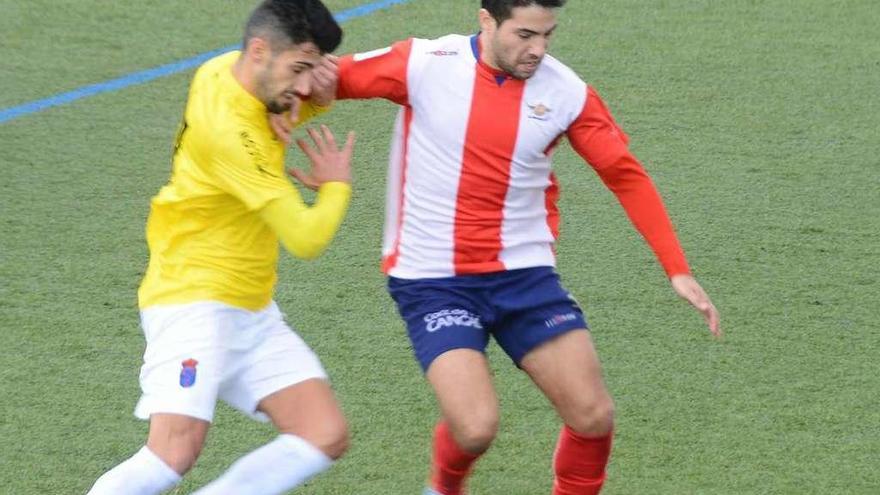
[[545, 172, 560, 241], [452, 70, 526, 275], [381, 106, 414, 274], [545, 136, 563, 249]]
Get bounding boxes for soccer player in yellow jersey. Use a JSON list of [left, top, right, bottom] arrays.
[[87, 1, 355, 494]]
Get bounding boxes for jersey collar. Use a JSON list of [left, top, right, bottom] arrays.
[[470, 33, 514, 86]]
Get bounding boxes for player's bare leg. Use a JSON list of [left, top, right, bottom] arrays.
[[521, 329, 614, 495], [146, 413, 211, 473], [425, 349, 499, 495], [192, 378, 346, 495], [260, 377, 349, 459], [87, 414, 208, 495]]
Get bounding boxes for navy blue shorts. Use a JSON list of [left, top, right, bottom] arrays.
[[387, 267, 588, 371]]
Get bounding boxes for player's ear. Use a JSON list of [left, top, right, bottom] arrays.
[[478, 9, 498, 35], [247, 37, 270, 64]]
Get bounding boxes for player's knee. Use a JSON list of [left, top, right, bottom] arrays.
[[566, 395, 615, 436], [170, 448, 201, 474], [317, 421, 350, 460], [147, 418, 207, 474], [149, 439, 203, 474], [451, 411, 498, 453], [288, 416, 350, 460]]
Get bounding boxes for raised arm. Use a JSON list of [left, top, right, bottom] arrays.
[[259, 181, 351, 260], [336, 39, 413, 104], [264, 126, 355, 259], [210, 124, 354, 261]]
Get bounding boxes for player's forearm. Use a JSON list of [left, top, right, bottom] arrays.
[[595, 155, 691, 277], [336, 42, 410, 104], [569, 87, 690, 277], [260, 182, 352, 260]]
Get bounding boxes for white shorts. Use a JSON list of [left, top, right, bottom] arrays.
[[134, 301, 328, 423]]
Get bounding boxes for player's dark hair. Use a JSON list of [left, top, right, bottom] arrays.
[[243, 0, 342, 54], [481, 0, 565, 25]]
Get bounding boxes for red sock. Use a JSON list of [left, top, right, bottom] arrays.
[[429, 421, 481, 495], [552, 425, 613, 495]]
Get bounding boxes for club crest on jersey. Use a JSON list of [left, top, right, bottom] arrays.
[[179, 359, 199, 388], [527, 102, 552, 121]]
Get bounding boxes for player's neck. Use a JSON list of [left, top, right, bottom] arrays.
[[231, 55, 260, 101], [477, 32, 506, 76], [477, 31, 512, 79]]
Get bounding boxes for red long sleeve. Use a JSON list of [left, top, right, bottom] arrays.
[[337, 39, 412, 105], [567, 86, 690, 277]]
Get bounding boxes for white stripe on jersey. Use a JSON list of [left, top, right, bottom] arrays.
[[383, 34, 588, 279]]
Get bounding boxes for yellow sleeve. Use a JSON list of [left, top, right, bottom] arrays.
[[209, 125, 295, 211], [259, 182, 352, 260], [297, 99, 331, 123]]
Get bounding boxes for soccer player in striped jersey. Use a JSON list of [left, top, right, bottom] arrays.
[[86, 1, 356, 494], [276, 1, 722, 493]]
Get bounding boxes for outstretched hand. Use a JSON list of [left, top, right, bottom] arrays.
[[287, 125, 355, 191], [670, 274, 722, 338]]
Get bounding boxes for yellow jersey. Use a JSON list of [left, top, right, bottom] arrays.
[[138, 51, 349, 311]]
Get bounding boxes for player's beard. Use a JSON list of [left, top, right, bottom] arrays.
[[257, 57, 294, 114], [266, 92, 294, 114], [262, 84, 294, 114], [491, 40, 542, 80]]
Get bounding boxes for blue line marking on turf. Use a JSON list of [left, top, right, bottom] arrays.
[[0, 0, 413, 125]]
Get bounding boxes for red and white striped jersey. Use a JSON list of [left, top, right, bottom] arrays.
[[338, 34, 689, 279]]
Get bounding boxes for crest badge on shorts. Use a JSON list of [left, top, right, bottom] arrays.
[[179, 359, 199, 388]]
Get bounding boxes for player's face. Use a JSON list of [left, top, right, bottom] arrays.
[[482, 5, 558, 80], [258, 41, 322, 114]]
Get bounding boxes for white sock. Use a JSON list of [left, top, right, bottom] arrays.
[[192, 434, 333, 495], [87, 446, 182, 495]]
